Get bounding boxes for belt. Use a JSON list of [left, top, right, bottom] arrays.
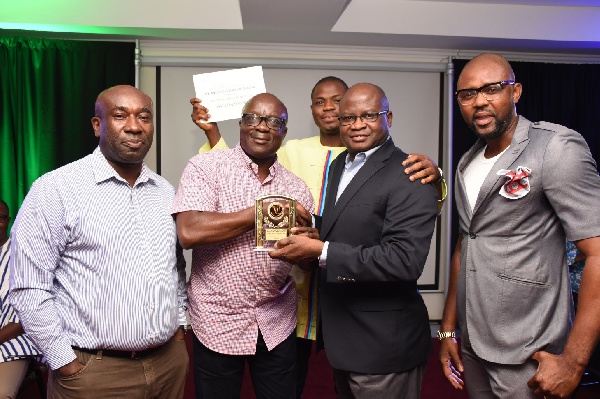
[[72, 344, 163, 360]]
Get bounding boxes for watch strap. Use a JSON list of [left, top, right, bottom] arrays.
[[437, 330, 455, 341]]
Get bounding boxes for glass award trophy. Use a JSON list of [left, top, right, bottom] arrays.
[[254, 194, 296, 251]]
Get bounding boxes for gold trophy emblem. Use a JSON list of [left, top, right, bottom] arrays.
[[255, 194, 296, 251]]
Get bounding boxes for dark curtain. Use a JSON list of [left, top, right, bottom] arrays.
[[0, 37, 135, 223], [451, 59, 600, 251]]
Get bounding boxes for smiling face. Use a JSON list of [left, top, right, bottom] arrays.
[[339, 83, 392, 159], [456, 53, 522, 141], [310, 79, 347, 135], [92, 85, 154, 170], [238, 93, 288, 166]]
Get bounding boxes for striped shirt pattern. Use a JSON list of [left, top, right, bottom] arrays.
[[172, 144, 314, 355], [1, 239, 42, 363], [9, 147, 187, 370]]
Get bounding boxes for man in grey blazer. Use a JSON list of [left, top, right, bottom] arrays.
[[270, 83, 439, 399], [439, 53, 600, 399]]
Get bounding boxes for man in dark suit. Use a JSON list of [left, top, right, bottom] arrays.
[[269, 82, 439, 398]]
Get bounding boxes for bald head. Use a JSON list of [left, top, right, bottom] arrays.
[[238, 92, 288, 165], [242, 93, 288, 122], [341, 83, 389, 111], [91, 85, 155, 181], [95, 85, 153, 118], [457, 53, 516, 89], [456, 53, 522, 142], [339, 83, 392, 158]]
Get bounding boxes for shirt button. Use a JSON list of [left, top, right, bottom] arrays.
[[469, 232, 477, 239]]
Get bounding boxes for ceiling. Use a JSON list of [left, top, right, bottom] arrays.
[[1, 0, 600, 56]]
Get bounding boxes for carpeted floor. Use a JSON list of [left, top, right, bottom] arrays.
[[182, 336, 600, 399], [16, 335, 600, 398], [183, 338, 469, 399]]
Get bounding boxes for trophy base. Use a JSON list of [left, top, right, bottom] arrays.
[[254, 247, 276, 252]]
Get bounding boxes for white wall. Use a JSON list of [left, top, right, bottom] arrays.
[[140, 43, 452, 319]]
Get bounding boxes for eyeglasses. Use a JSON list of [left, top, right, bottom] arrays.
[[339, 111, 389, 126], [241, 113, 286, 130], [0, 215, 8, 222], [455, 81, 516, 106]]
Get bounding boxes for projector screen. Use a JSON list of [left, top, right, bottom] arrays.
[[157, 65, 444, 289]]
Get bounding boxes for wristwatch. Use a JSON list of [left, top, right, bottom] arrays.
[[433, 168, 448, 205], [436, 330, 455, 341]]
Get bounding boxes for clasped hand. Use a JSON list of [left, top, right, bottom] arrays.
[[527, 350, 585, 399], [268, 227, 323, 265]]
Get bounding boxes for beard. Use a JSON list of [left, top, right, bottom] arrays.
[[468, 111, 512, 140]]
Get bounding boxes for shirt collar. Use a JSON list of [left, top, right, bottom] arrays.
[[344, 136, 389, 166], [91, 147, 153, 186], [234, 144, 279, 181]]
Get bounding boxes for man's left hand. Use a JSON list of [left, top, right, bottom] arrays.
[[294, 203, 313, 227], [268, 235, 323, 264], [290, 226, 319, 240], [527, 350, 585, 399], [403, 153, 440, 184]]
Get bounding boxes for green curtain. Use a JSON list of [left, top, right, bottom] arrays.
[[0, 37, 135, 224]]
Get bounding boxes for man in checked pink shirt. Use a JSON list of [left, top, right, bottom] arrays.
[[172, 93, 315, 399]]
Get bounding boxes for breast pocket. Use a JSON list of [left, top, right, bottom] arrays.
[[346, 195, 382, 207]]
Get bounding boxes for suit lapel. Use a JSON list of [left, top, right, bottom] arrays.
[[320, 153, 344, 237], [456, 139, 486, 221], [472, 117, 532, 215], [320, 139, 395, 238]]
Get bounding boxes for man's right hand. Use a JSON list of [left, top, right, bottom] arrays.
[[58, 359, 85, 377], [439, 337, 465, 390], [190, 98, 222, 148]]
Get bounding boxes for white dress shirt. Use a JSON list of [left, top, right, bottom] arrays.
[[320, 139, 388, 266]]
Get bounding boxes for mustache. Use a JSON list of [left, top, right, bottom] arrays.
[[250, 133, 272, 141], [471, 107, 496, 121]]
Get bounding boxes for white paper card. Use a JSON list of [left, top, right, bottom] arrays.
[[192, 66, 266, 123]]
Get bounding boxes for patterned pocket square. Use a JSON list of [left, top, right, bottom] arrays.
[[496, 166, 531, 199]]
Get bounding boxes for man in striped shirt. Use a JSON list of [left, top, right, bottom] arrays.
[[9, 85, 189, 398]]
